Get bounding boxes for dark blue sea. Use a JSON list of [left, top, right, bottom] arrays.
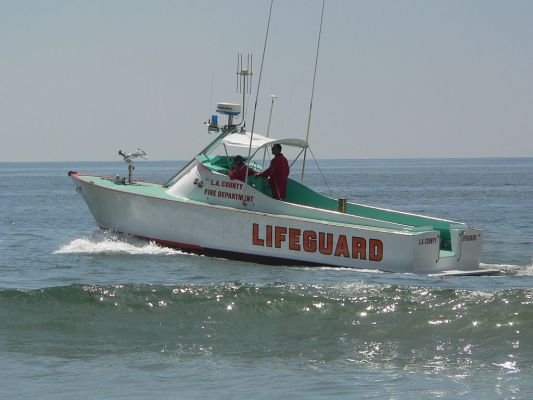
[[1, 158, 532, 399]]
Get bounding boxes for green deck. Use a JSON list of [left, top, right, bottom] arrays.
[[284, 179, 458, 248], [79, 176, 177, 201]]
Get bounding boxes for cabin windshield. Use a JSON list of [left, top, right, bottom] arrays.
[[200, 131, 308, 175], [195, 131, 309, 198]]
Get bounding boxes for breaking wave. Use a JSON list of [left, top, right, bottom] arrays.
[[1, 282, 530, 365]]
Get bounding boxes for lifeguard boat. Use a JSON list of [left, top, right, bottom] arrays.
[[68, 98, 497, 276]]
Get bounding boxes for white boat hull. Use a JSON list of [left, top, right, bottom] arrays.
[[71, 172, 486, 274]]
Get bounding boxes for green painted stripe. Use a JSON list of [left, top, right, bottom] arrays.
[[79, 176, 177, 200]]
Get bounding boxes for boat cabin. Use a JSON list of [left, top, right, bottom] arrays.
[[163, 128, 469, 256]]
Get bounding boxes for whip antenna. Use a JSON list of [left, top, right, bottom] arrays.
[[243, 0, 274, 202], [246, 0, 273, 160], [301, 0, 326, 182]]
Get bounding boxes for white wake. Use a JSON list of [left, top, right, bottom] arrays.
[[481, 262, 533, 276], [54, 234, 186, 256]]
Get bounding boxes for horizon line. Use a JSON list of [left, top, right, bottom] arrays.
[[1, 155, 533, 164]]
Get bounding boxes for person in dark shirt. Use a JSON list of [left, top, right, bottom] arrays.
[[258, 144, 290, 200], [229, 155, 254, 182]]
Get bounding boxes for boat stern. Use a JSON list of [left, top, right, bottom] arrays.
[[411, 226, 483, 274]]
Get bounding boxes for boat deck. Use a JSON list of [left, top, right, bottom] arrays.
[[75, 174, 460, 238]]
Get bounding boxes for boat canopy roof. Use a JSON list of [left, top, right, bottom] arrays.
[[221, 132, 308, 150]]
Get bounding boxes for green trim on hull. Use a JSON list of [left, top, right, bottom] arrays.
[[77, 176, 177, 201]]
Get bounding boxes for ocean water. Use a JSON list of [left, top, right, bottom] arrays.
[[1, 158, 533, 399]]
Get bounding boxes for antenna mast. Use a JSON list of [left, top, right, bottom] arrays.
[[236, 53, 253, 125], [301, 0, 326, 182]]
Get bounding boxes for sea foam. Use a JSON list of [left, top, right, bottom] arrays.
[[54, 234, 185, 256]]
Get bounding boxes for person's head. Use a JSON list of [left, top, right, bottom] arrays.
[[272, 144, 282, 155], [234, 155, 245, 166]]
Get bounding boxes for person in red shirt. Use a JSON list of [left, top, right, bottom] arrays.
[[229, 155, 254, 182], [258, 144, 290, 200]]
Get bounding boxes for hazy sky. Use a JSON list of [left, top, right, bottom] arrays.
[[1, 0, 532, 161]]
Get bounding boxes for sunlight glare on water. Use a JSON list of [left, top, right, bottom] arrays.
[[1, 159, 533, 399]]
